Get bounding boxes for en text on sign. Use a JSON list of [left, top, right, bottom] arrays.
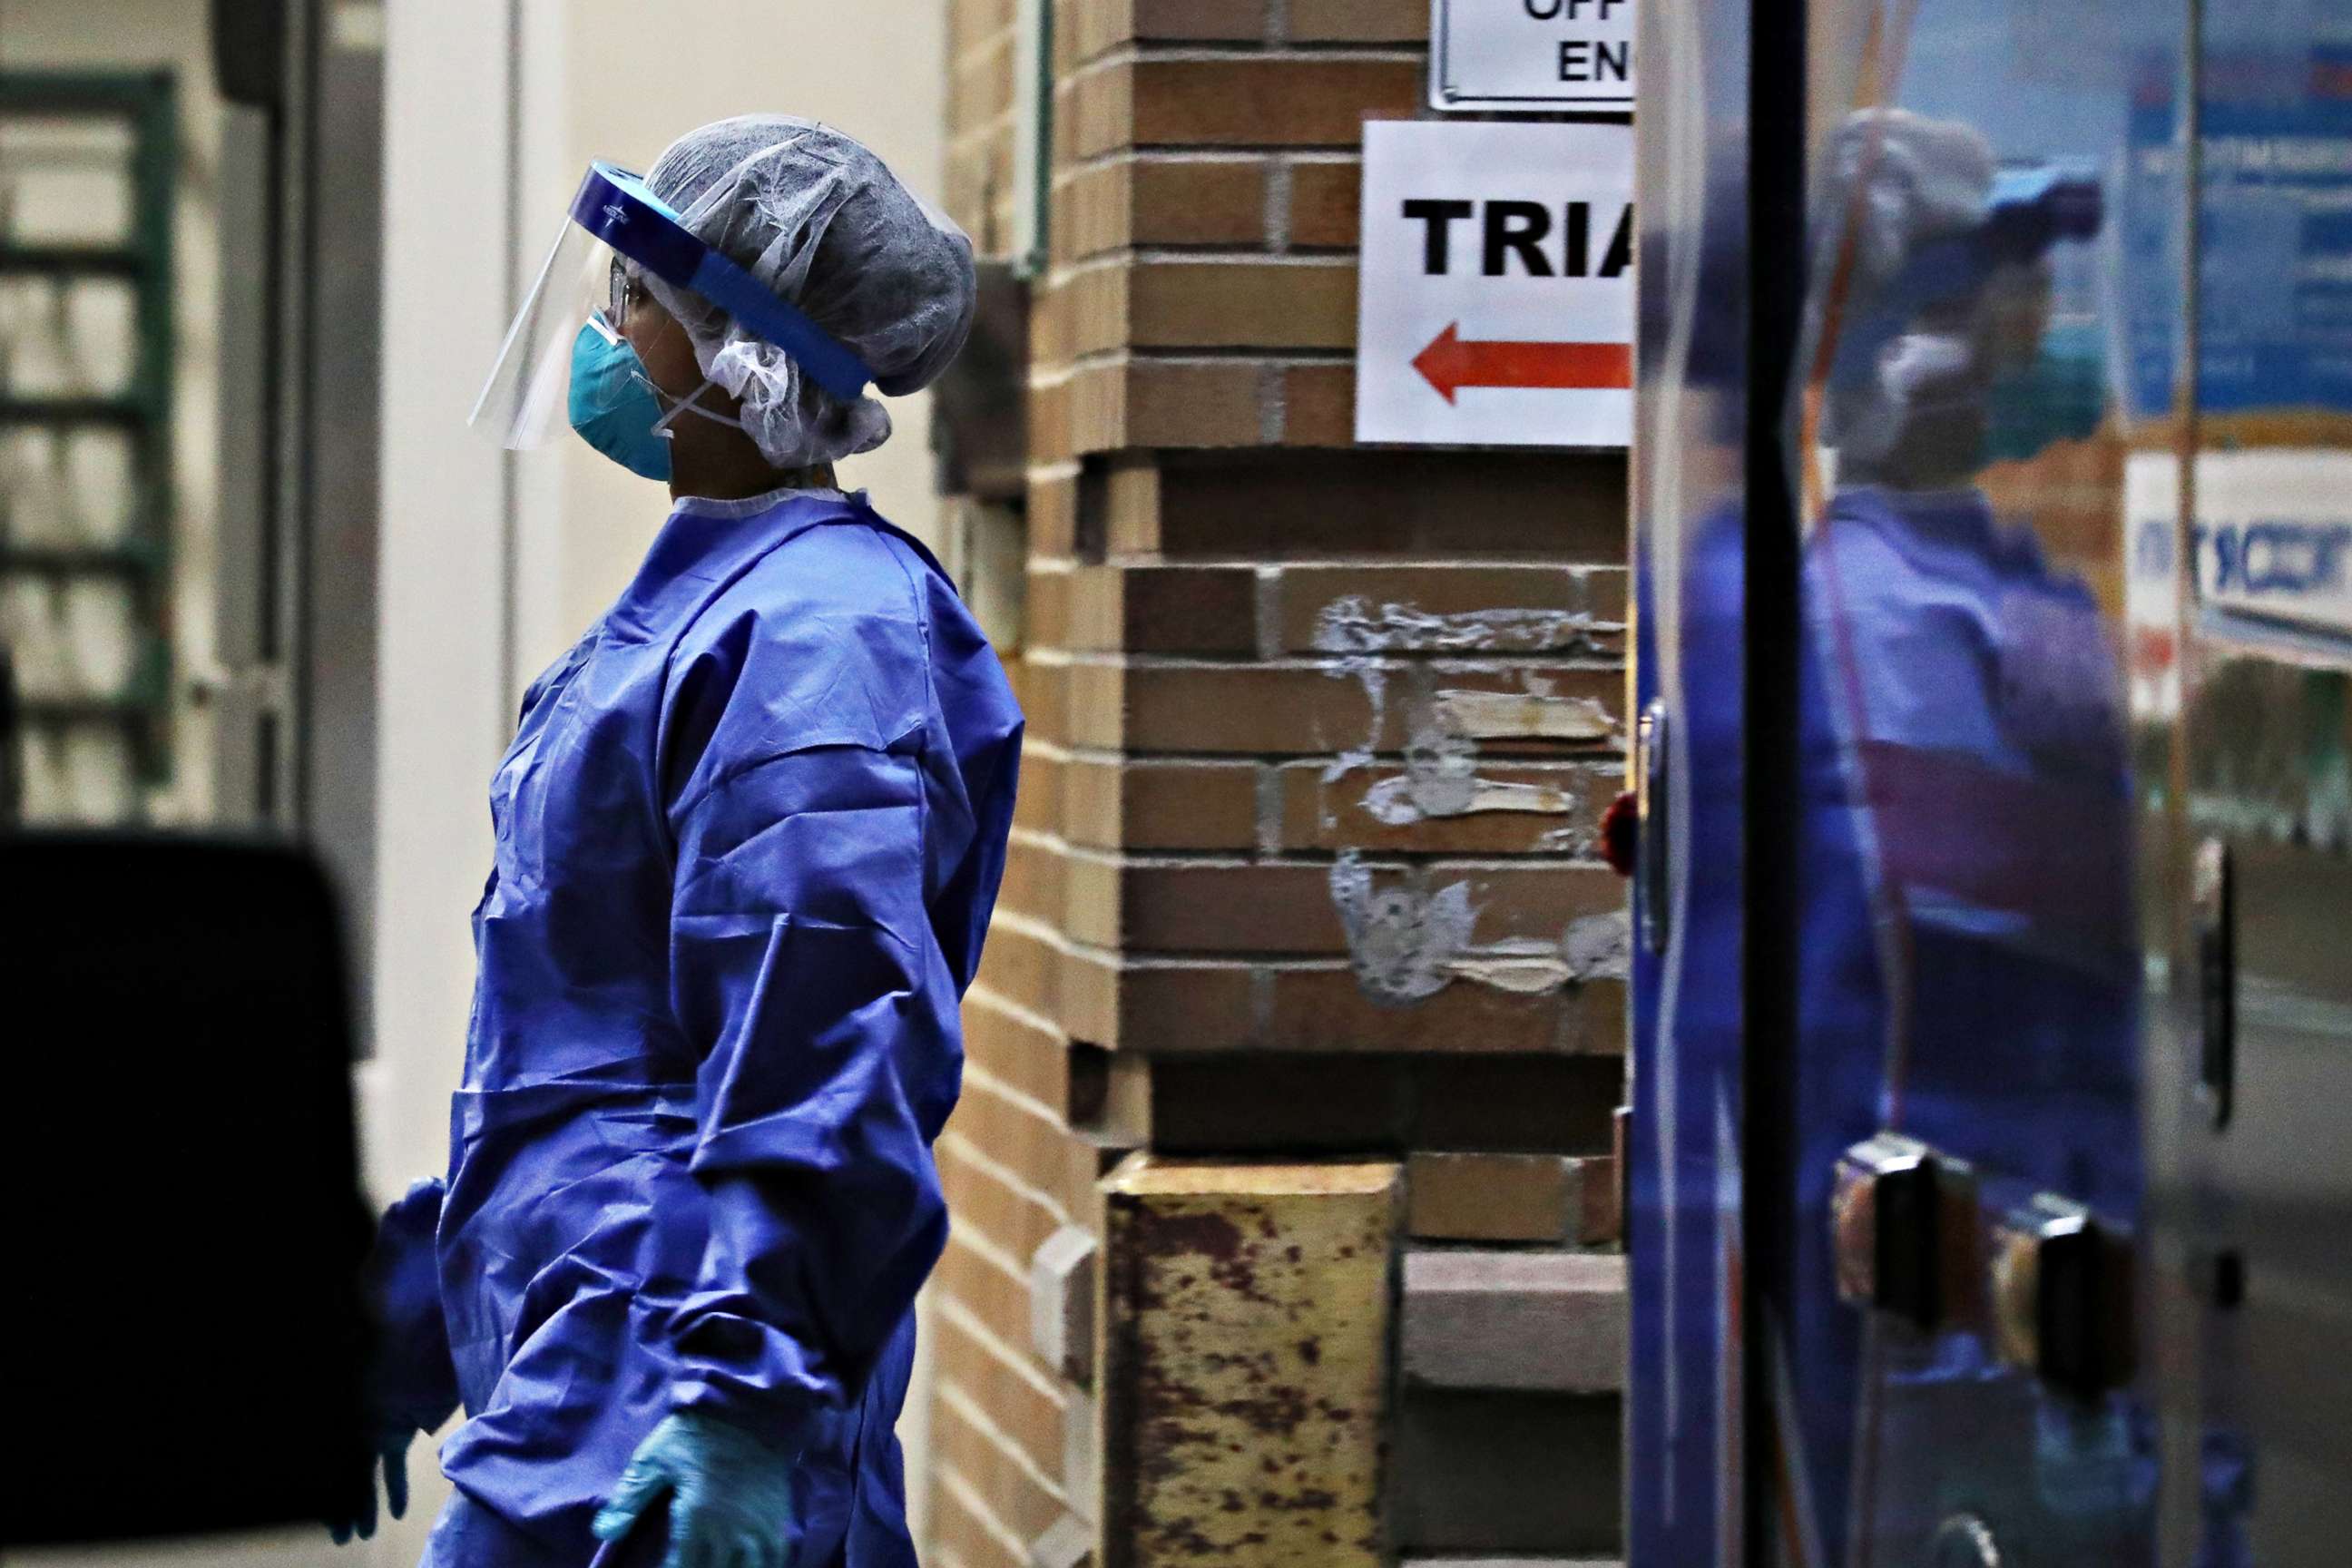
[[1432, 0, 1637, 112]]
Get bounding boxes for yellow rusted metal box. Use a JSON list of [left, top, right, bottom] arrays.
[[1097, 1155, 1402, 1566]]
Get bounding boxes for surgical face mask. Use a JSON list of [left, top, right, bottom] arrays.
[[1984, 317, 2108, 464], [567, 315, 752, 482], [567, 315, 674, 481]]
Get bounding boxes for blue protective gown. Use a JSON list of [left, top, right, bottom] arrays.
[[366, 489, 1022, 1568]]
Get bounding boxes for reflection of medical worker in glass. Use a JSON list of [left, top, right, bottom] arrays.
[[1792, 110, 2151, 1563], [332, 118, 1023, 1568]]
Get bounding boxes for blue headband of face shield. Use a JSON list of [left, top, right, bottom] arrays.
[[574, 162, 874, 403]]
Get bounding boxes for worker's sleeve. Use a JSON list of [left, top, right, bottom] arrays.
[[364, 1177, 461, 1436], [662, 740, 952, 1450]]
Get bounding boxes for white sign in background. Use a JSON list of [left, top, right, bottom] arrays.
[[1355, 120, 1635, 449], [1432, 0, 1637, 111], [2126, 449, 2352, 660]]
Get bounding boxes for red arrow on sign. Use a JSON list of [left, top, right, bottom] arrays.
[[1411, 322, 1632, 405]]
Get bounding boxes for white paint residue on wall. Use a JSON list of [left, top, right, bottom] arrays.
[[1360, 717, 1585, 827], [1434, 684, 1615, 742], [1311, 594, 1608, 656], [1327, 850, 1479, 1004], [1328, 860, 1632, 1004]]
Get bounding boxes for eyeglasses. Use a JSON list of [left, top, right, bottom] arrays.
[[607, 257, 644, 329]]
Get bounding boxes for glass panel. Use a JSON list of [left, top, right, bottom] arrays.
[[1628, 0, 1757, 1557], [1781, 0, 2187, 1562], [2165, 5, 2352, 1562]]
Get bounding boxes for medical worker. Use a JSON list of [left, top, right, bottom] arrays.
[[333, 117, 1022, 1568]]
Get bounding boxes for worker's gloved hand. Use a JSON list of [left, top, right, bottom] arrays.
[[593, 1412, 798, 1568], [327, 1426, 415, 1545]]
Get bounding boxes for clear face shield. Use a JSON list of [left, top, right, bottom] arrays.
[[470, 213, 647, 451], [469, 162, 875, 452]]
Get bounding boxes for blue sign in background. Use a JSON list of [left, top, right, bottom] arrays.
[[2129, 42, 2352, 418]]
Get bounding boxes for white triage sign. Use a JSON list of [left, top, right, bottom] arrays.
[[1354, 120, 1634, 449], [1431, 0, 1637, 111]]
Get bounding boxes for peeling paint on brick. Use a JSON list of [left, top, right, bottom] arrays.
[[1360, 720, 1581, 826], [1560, 907, 1632, 979], [1328, 855, 1631, 1003], [1433, 684, 1616, 742], [1443, 909, 1631, 991], [1327, 851, 1478, 1004], [1362, 769, 1580, 824], [1309, 594, 1606, 657]]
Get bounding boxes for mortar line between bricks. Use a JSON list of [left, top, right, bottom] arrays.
[[1052, 347, 1361, 373], [960, 1056, 1069, 1134], [937, 1136, 1073, 1246], [1052, 556, 1635, 573], [1056, 43, 1424, 78], [987, 908, 1257, 969], [939, 1126, 1070, 1222], [964, 984, 1073, 1049], [1049, 144, 1362, 181], [1037, 848, 1621, 872], [936, 1293, 1075, 1406], [1048, 555, 1631, 573], [1054, 652, 1630, 671], [1053, 845, 1619, 868], [1042, 248, 1359, 282], [1050, 147, 1291, 172], [942, 1217, 1040, 1296], [934, 1468, 1039, 1563], [1048, 650, 1627, 669], [1063, 243, 1365, 264], [985, 908, 1080, 951], [937, 1382, 1074, 1507], [1051, 744, 1626, 768], [1066, 139, 1386, 162], [940, 1094, 1074, 1209], [1053, 241, 1365, 266]]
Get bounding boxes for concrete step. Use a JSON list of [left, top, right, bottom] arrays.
[[1402, 1248, 1627, 1394]]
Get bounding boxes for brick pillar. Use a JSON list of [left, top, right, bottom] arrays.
[[929, 5, 1630, 1565]]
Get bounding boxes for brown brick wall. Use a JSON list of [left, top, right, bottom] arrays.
[[928, 3, 1630, 1562]]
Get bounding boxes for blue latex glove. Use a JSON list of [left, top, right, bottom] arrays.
[[593, 1412, 797, 1568], [328, 1427, 414, 1544]]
